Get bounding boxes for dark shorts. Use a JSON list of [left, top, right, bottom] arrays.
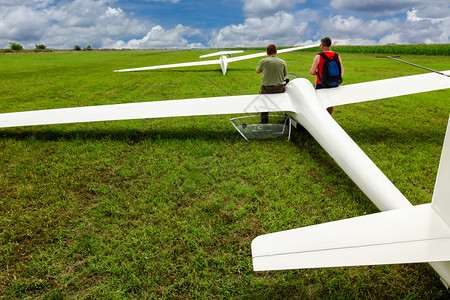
[[259, 85, 285, 94]]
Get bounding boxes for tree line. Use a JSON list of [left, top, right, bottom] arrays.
[[4, 42, 95, 52]]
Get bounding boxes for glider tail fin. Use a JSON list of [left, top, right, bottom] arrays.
[[429, 116, 450, 289], [431, 115, 450, 226]]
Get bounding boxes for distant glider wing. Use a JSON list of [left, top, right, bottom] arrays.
[[113, 59, 220, 73], [229, 44, 318, 63], [318, 70, 450, 108], [0, 93, 292, 128], [252, 204, 450, 271]]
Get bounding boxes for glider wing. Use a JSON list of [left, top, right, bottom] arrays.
[[252, 204, 450, 271], [113, 59, 221, 73], [0, 93, 292, 128], [317, 70, 450, 108]]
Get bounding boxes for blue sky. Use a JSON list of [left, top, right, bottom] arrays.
[[0, 0, 449, 49]]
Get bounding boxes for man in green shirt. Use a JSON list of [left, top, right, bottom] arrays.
[[256, 44, 287, 123]]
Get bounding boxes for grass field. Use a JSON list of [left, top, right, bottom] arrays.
[[1, 47, 450, 298]]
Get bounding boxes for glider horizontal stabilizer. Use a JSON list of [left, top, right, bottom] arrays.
[[318, 70, 450, 108], [0, 93, 292, 128], [199, 50, 244, 58], [252, 204, 450, 271]]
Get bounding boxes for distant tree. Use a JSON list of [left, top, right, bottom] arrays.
[[35, 44, 46, 50], [9, 42, 23, 51], [84, 44, 93, 51], [73, 45, 82, 51]]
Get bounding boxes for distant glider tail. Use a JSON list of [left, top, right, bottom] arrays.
[[252, 115, 450, 288], [220, 55, 228, 75]]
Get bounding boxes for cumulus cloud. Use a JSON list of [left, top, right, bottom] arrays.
[[401, 7, 450, 43], [209, 11, 308, 48], [0, 5, 48, 42], [365, 6, 450, 44], [0, 0, 55, 7], [321, 15, 397, 40], [0, 0, 147, 48], [242, 0, 306, 17], [0, 0, 207, 49], [110, 24, 204, 49], [0, 0, 448, 49], [330, 0, 450, 20], [330, 0, 423, 14], [407, 7, 448, 23], [310, 2, 449, 45]]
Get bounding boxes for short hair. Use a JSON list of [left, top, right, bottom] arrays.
[[266, 44, 277, 55], [321, 37, 332, 47]]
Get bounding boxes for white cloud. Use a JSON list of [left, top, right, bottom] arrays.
[[0, 5, 48, 42], [209, 11, 308, 48], [0, 0, 55, 7], [330, 0, 450, 21], [372, 7, 449, 44], [243, 0, 306, 17], [0, 0, 448, 49], [313, 3, 450, 45], [0, 0, 152, 49], [321, 15, 397, 40], [330, 0, 422, 14], [407, 7, 448, 23], [110, 25, 204, 49], [0, 0, 208, 49]]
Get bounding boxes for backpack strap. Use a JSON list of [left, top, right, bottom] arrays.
[[319, 52, 339, 61], [318, 52, 329, 61]]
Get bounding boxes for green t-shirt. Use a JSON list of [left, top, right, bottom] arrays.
[[256, 55, 287, 86]]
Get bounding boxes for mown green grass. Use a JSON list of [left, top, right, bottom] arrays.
[[0, 48, 450, 298]]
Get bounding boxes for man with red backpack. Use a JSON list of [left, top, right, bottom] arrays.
[[310, 37, 344, 115]]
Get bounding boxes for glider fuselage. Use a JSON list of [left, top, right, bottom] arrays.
[[285, 79, 411, 210]]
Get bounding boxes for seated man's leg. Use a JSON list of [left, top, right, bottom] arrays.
[[259, 85, 285, 123]]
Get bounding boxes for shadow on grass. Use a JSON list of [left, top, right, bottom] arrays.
[[0, 127, 241, 143], [342, 125, 445, 146], [1, 121, 442, 143]]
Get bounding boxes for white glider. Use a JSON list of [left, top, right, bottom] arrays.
[[1, 70, 450, 287], [113, 45, 318, 75]]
